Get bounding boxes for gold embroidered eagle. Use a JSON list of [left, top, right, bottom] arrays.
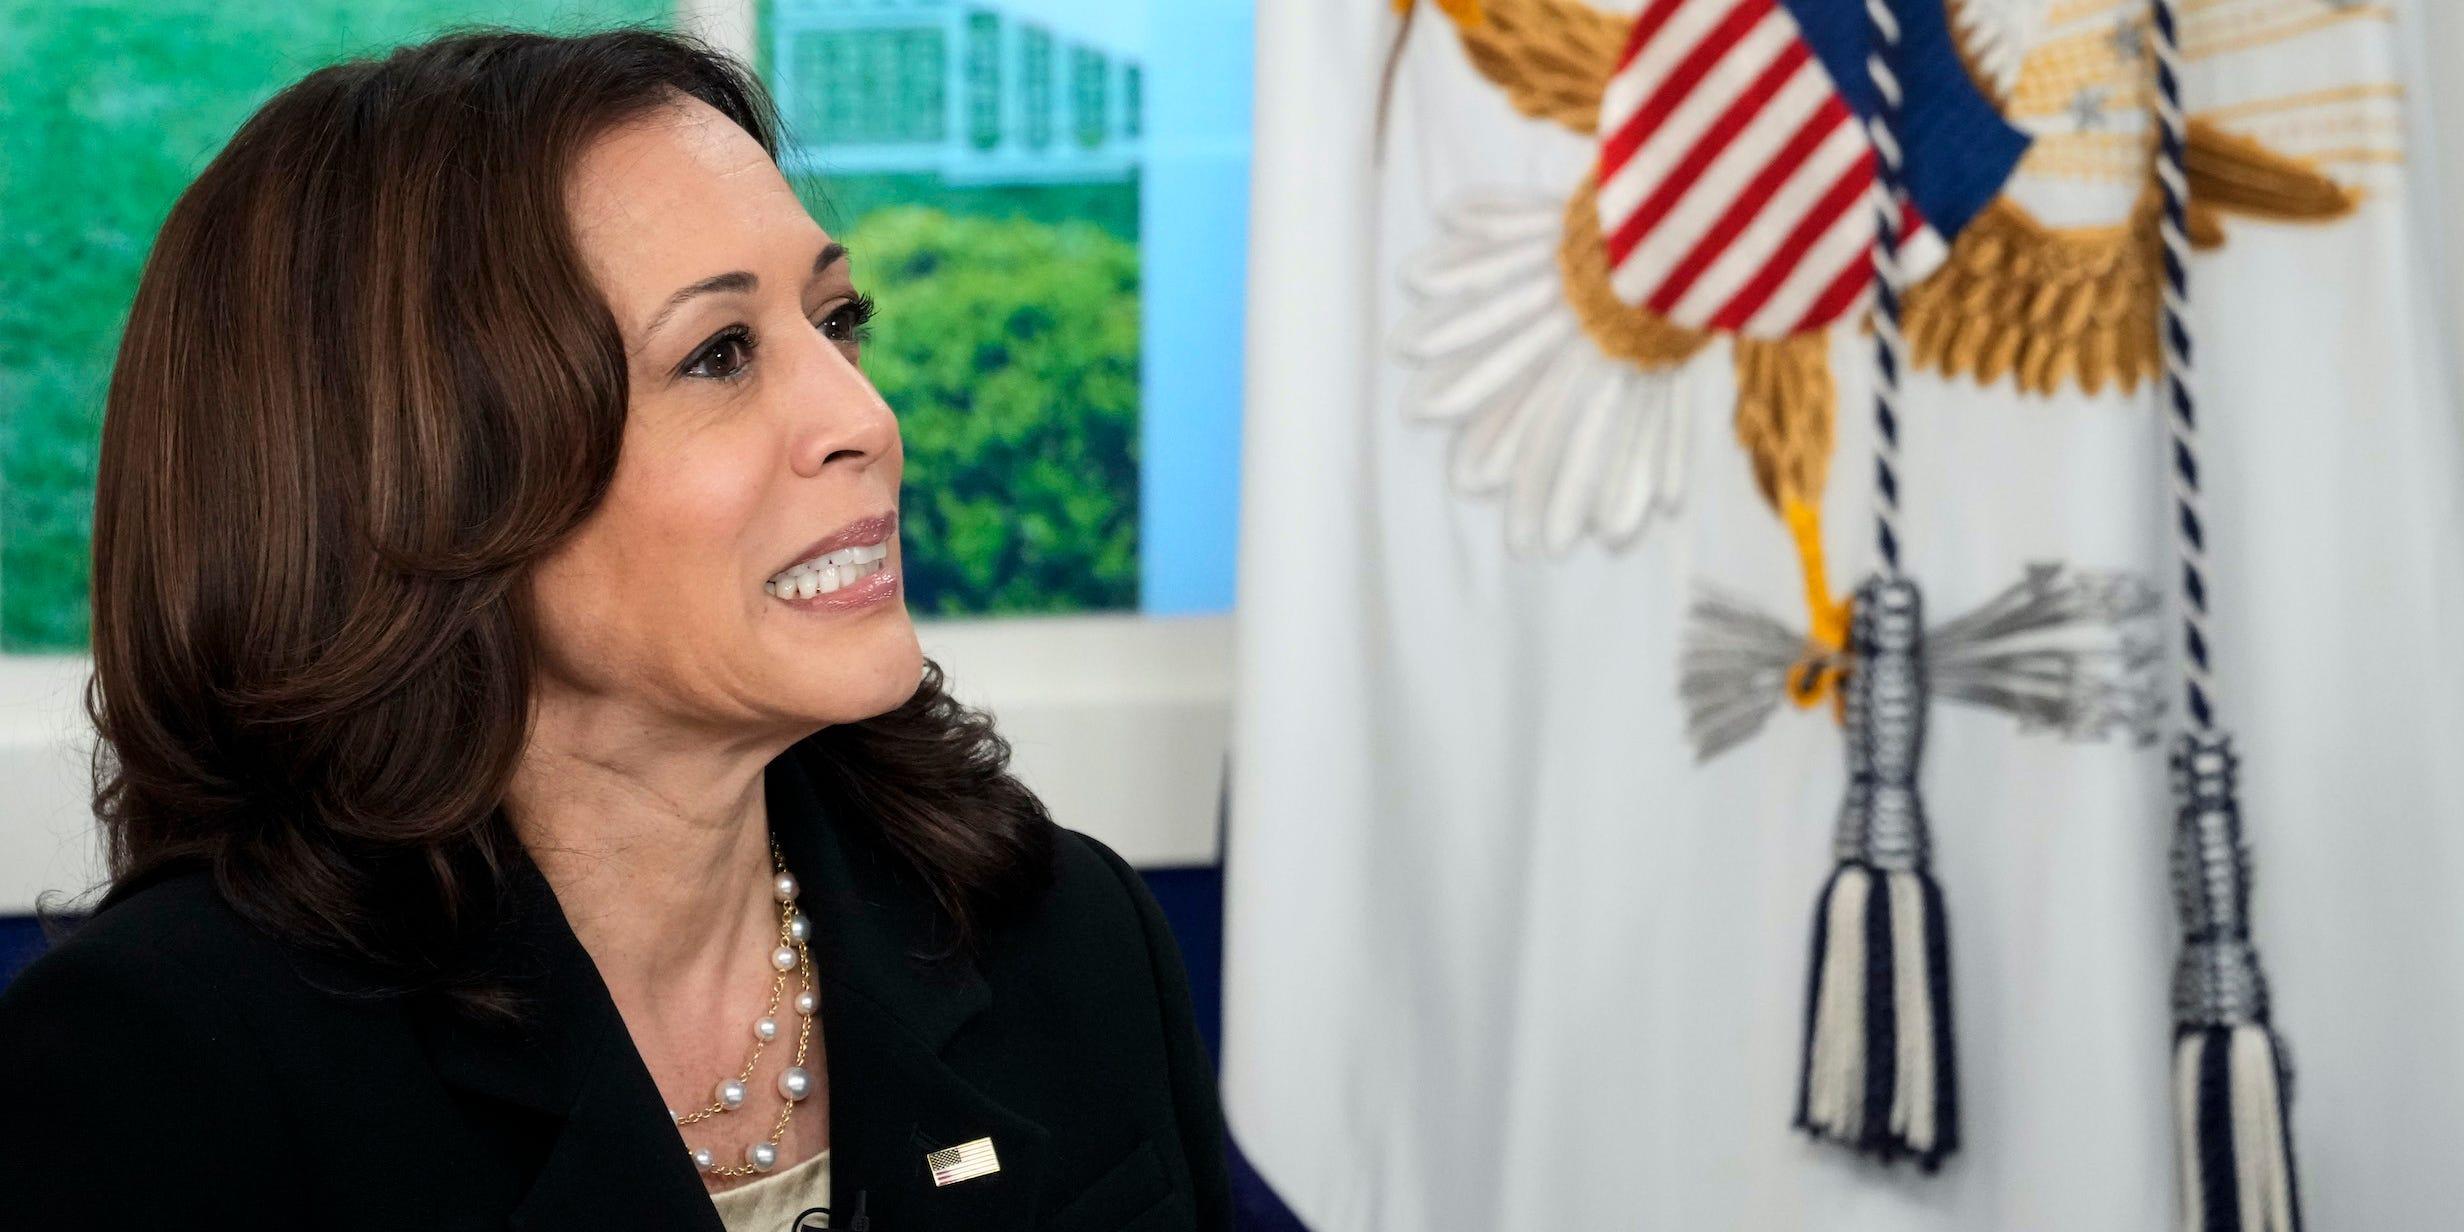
[[1391, 0, 2358, 676]]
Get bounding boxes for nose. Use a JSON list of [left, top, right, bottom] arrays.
[[785, 321, 899, 480]]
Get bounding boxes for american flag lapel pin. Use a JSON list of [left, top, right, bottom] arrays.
[[926, 1137, 1000, 1187]]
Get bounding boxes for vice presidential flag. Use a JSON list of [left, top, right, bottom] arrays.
[[1224, 0, 2464, 1228]]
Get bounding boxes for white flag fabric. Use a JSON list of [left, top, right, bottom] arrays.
[[1224, 1, 2464, 1228]]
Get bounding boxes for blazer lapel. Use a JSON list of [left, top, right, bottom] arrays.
[[411, 740, 1056, 1232], [410, 858, 723, 1232], [771, 741, 1054, 1232]]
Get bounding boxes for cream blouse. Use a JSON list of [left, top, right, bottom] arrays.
[[707, 1148, 833, 1232]]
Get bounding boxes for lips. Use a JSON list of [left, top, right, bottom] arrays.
[[766, 542, 890, 600], [772, 512, 897, 579], [764, 512, 899, 601]]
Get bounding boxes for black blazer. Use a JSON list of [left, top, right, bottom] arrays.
[[0, 741, 1233, 1232]]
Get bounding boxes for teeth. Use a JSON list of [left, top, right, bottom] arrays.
[[765, 543, 889, 599], [811, 542, 887, 570]]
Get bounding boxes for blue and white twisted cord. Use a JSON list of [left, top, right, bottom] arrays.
[[1865, 0, 1907, 578], [2150, 0, 2212, 728], [2150, 19, 2303, 1232]]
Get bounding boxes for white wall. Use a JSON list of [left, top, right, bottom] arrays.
[[0, 658, 100, 913]]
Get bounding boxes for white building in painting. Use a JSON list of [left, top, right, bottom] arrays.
[[770, 0, 1141, 183]]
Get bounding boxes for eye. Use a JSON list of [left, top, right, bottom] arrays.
[[818, 293, 877, 346], [683, 325, 757, 380]]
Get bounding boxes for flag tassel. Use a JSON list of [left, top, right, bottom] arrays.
[[2151, 0, 2303, 1214], [1795, 0, 1957, 1169], [1793, 576, 1958, 1169], [2169, 734, 2302, 1231]]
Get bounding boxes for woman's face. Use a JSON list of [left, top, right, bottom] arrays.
[[531, 98, 918, 742]]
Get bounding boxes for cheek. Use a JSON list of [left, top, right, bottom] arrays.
[[536, 430, 774, 671], [615, 435, 771, 573]]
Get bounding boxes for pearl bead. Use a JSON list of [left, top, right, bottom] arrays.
[[771, 945, 798, 973], [716, 1077, 747, 1110], [778, 1066, 813, 1101], [754, 1016, 779, 1042], [772, 872, 800, 903], [668, 1107, 679, 1124], [789, 912, 812, 943], [794, 989, 818, 1016], [747, 1140, 779, 1172], [691, 1146, 715, 1173]]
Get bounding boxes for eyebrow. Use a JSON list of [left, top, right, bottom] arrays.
[[640, 242, 850, 342]]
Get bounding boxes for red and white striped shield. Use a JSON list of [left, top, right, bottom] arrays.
[[1595, 0, 1939, 339]]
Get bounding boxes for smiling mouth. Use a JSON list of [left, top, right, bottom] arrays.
[[764, 539, 891, 600]]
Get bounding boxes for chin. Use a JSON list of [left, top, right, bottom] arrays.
[[812, 613, 926, 725]]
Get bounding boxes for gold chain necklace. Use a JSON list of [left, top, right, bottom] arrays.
[[669, 841, 819, 1177]]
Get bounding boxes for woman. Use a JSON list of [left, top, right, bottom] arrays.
[[0, 29, 1229, 1232]]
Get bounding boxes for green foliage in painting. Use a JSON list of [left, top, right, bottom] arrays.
[[4, 0, 1150, 646], [0, 0, 667, 651], [803, 171, 1139, 245], [845, 207, 1140, 616]]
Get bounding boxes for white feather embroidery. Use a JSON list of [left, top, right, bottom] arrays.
[[1392, 193, 1695, 557]]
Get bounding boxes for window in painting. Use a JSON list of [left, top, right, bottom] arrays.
[[1070, 46, 1108, 150], [965, 10, 1002, 150]]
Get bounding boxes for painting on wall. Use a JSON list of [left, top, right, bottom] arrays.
[[765, 0, 1147, 616], [0, 0, 671, 652], [0, 0, 1250, 650]]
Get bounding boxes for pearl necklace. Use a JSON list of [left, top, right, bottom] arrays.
[[669, 846, 818, 1178]]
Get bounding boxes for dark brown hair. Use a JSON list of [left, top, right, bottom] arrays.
[[87, 28, 1053, 1012]]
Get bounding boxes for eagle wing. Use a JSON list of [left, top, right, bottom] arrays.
[[1551, 172, 1827, 520], [1393, 187, 1705, 555], [1442, 0, 1631, 135], [1904, 119, 2360, 396]]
